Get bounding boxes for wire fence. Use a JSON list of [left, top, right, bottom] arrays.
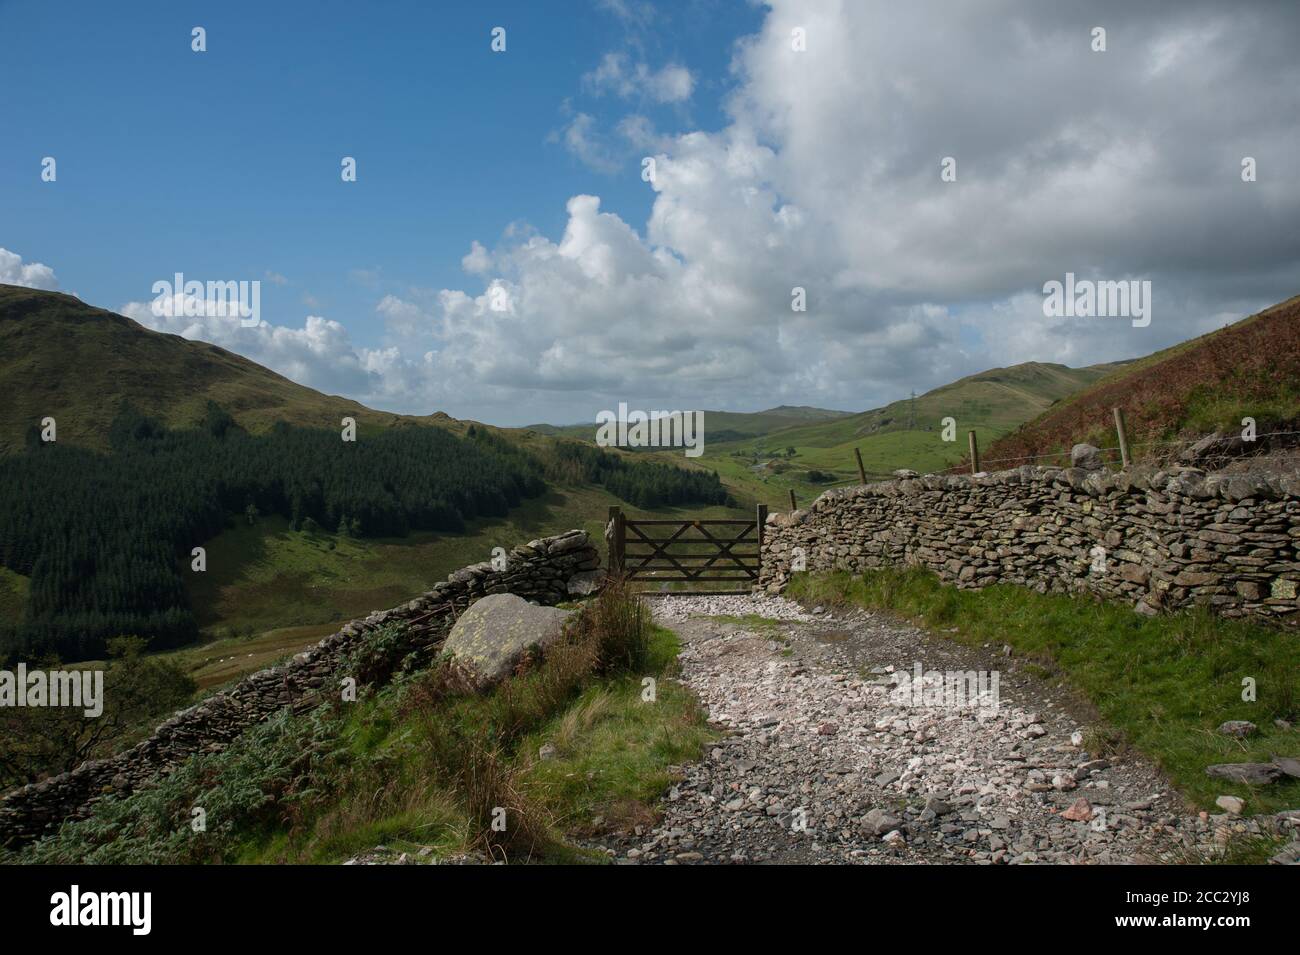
[[800, 427, 1300, 493], [937, 429, 1300, 477]]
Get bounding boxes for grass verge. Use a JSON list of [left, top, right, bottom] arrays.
[[787, 567, 1300, 815]]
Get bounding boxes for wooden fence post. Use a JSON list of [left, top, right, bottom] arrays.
[[1113, 407, 1130, 469], [607, 505, 624, 574], [968, 430, 980, 475], [853, 447, 867, 484], [756, 504, 768, 564], [788, 488, 797, 511]]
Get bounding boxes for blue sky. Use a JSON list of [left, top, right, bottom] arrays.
[[3, 1, 1298, 425], [1, 0, 759, 358]]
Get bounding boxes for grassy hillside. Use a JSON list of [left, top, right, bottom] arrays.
[[0, 285, 748, 666], [0, 284, 443, 452], [763, 363, 1117, 449], [985, 295, 1300, 467], [694, 361, 1120, 507]]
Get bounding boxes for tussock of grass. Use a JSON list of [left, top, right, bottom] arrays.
[[1157, 829, 1291, 866], [788, 568, 1300, 814]]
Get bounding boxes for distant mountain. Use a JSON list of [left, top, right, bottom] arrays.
[[985, 294, 1300, 466], [755, 405, 854, 420], [526, 405, 854, 444], [0, 285, 443, 453]]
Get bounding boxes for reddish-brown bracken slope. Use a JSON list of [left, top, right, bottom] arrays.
[[984, 294, 1300, 466]]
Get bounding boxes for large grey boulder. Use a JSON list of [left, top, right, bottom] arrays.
[[443, 594, 574, 688]]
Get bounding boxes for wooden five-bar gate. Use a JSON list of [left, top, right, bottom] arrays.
[[607, 505, 767, 595]]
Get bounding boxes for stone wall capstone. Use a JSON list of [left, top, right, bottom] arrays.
[[0, 529, 601, 850], [758, 463, 1300, 626]]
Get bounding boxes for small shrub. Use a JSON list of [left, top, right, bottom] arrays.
[[572, 575, 649, 674], [344, 620, 447, 689]]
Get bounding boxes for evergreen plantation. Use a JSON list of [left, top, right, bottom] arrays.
[[0, 404, 729, 663], [539, 440, 731, 510]]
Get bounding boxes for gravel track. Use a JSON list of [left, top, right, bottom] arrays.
[[599, 594, 1296, 865]]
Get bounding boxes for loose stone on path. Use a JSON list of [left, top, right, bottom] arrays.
[[602, 594, 1300, 865]]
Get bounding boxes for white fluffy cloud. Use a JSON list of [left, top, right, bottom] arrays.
[[391, 0, 1299, 423], [28, 2, 1300, 426], [0, 248, 59, 290]]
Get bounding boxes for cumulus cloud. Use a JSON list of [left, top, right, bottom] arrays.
[[0, 248, 59, 290], [35, 2, 1300, 426], [391, 0, 1300, 423], [583, 52, 695, 104]]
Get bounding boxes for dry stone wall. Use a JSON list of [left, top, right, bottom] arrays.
[[0, 529, 601, 850], [758, 464, 1300, 626]]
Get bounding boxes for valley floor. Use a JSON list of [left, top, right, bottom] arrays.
[[599, 595, 1298, 865]]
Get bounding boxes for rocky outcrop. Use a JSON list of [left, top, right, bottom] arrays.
[[0, 529, 600, 851], [758, 464, 1300, 626], [443, 594, 574, 687]]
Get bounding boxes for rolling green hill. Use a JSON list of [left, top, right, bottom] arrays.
[[525, 362, 1121, 509], [525, 363, 1119, 508], [755, 361, 1122, 450], [680, 361, 1122, 507], [0, 284, 446, 453], [0, 285, 747, 673]]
